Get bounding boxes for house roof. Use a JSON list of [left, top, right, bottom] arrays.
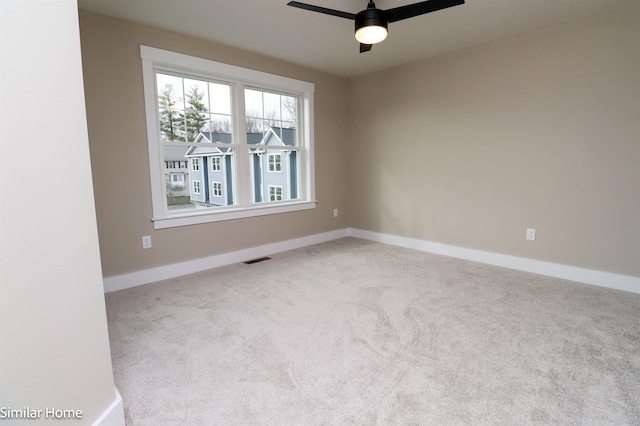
[[185, 127, 296, 157], [194, 131, 264, 145], [248, 133, 263, 145], [195, 132, 232, 144], [260, 127, 296, 147], [185, 146, 225, 157], [164, 145, 190, 161]]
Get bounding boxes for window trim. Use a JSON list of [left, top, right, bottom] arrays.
[[141, 46, 316, 229]]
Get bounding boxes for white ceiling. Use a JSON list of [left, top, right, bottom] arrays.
[[77, 0, 637, 78]]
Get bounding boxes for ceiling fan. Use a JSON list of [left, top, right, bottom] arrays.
[[287, 0, 465, 53]]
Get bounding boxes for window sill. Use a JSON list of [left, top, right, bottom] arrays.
[[152, 200, 317, 229]]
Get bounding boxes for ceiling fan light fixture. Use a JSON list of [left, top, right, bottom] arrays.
[[354, 7, 388, 44], [355, 25, 388, 44]]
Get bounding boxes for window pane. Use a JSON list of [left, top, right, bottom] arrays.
[[199, 128, 233, 144], [157, 108, 184, 142], [245, 89, 263, 118], [264, 92, 281, 122], [209, 82, 231, 115], [183, 78, 209, 111], [157, 73, 234, 143], [209, 114, 232, 136], [156, 74, 185, 109], [184, 112, 208, 142], [273, 126, 297, 147], [244, 88, 298, 147], [163, 146, 191, 210], [163, 146, 235, 213], [250, 149, 298, 203], [246, 118, 268, 134], [282, 95, 297, 122]]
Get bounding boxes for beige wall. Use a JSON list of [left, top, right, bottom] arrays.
[[347, 5, 640, 277], [79, 12, 350, 278], [1, 1, 116, 423], [81, 6, 639, 281]]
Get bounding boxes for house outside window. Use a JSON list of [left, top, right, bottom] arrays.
[[170, 174, 185, 188], [141, 46, 315, 229], [269, 185, 282, 201], [268, 154, 282, 172]]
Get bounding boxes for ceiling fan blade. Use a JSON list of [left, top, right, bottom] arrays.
[[359, 43, 373, 53], [287, 1, 356, 20], [387, 0, 464, 23]]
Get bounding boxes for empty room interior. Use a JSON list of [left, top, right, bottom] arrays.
[[2, 0, 639, 424]]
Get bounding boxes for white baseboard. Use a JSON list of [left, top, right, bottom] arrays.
[[92, 387, 124, 426], [348, 228, 640, 294], [103, 227, 639, 295], [103, 229, 349, 293]]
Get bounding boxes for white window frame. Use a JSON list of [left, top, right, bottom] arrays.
[[192, 180, 201, 194], [191, 158, 199, 172], [141, 46, 315, 229]]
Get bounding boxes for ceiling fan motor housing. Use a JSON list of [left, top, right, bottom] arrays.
[[355, 7, 389, 33]]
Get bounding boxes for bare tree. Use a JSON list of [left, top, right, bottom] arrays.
[[245, 108, 264, 133], [209, 119, 231, 133], [282, 96, 297, 124], [245, 97, 296, 133]]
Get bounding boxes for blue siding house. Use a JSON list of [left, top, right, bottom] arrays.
[[185, 127, 297, 207], [251, 127, 297, 202], [185, 132, 234, 207]]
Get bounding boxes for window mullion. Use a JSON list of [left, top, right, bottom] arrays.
[[235, 83, 251, 207]]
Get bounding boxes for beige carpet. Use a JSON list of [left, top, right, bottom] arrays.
[[105, 238, 640, 425]]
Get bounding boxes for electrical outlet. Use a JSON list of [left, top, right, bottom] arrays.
[[333, 208, 339, 218], [142, 235, 152, 249], [526, 228, 536, 241]]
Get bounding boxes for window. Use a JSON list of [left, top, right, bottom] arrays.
[[211, 156, 221, 171], [142, 46, 315, 229], [268, 154, 282, 172], [269, 186, 283, 201], [170, 174, 185, 187], [192, 180, 201, 194], [212, 182, 222, 197]]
